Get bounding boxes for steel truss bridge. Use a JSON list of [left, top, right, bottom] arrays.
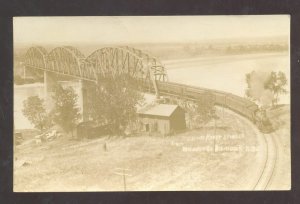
[[24, 46, 168, 96], [24, 45, 261, 130]]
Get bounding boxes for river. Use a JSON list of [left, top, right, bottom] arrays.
[[163, 52, 290, 104]]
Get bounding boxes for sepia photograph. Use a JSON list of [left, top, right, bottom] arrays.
[[13, 16, 290, 191]]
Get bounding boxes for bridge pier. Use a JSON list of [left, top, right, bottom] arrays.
[[44, 71, 56, 110], [78, 80, 90, 122], [43, 72, 91, 122]]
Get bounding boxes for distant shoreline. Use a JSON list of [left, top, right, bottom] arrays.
[[162, 51, 288, 66]]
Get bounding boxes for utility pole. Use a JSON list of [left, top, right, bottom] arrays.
[[113, 168, 131, 191], [123, 169, 126, 191]]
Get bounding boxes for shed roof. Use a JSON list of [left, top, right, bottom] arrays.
[[138, 104, 179, 117]]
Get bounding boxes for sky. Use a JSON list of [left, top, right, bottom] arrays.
[[14, 15, 290, 45]]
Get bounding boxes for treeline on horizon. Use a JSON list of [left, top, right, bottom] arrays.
[[14, 39, 289, 65], [139, 42, 288, 60]]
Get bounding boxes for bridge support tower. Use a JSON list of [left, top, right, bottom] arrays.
[[44, 71, 56, 111], [78, 80, 90, 122], [44, 72, 91, 123]]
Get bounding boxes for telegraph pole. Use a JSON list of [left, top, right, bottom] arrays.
[[123, 169, 127, 191], [113, 168, 131, 191]]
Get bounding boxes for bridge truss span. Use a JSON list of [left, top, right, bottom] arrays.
[[24, 46, 168, 95], [24, 46, 48, 70]]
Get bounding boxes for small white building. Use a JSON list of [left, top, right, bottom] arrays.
[[138, 104, 186, 135]]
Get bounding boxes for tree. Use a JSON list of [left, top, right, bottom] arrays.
[[22, 96, 52, 132], [194, 93, 217, 127], [52, 85, 81, 137], [89, 74, 144, 135], [182, 93, 217, 129], [245, 71, 288, 107], [264, 71, 288, 106]]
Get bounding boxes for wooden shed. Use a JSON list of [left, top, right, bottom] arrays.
[[138, 104, 186, 135]]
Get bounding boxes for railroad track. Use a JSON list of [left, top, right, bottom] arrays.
[[253, 133, 278, 190], [145, 83, 280, 190], [231, 111, 279, 190], [218, 106, 279, 190]]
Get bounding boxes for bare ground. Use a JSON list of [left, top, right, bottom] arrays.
[[14, 108, 269, 192]]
